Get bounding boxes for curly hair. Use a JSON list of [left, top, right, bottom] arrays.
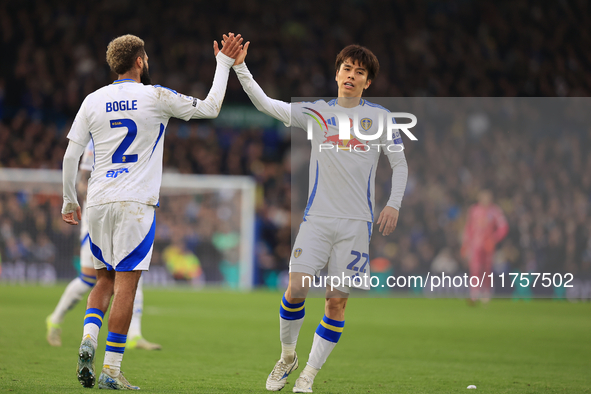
[[106, 34, 145, 75]]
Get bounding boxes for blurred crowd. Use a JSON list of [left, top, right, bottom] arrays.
[[366, 99, 591, 284], [0, 192, 77, 280], [1, 0, 591, 287]]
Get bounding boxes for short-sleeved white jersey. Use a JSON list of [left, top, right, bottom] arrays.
[[67, 80, 207, 208], [289, 99, 405, 223]]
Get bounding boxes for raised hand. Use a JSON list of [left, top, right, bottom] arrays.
[[222, 34, 250, 65], [213, 32, 243, 59]]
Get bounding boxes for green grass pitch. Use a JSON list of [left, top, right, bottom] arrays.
[[0, 285, 590, 393]]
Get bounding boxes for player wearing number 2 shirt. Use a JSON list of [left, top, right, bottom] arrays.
[[61, 34, 243, 390]]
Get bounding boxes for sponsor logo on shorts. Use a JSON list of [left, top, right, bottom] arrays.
[[293, 248, 303, 258]]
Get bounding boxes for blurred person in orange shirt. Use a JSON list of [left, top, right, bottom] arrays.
[[461, 190, 508, 303]]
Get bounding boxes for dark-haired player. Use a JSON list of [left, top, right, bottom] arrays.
[[229, 40, 408, 392]]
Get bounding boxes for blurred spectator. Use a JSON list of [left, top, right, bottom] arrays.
[[163, 230, 203, 284]]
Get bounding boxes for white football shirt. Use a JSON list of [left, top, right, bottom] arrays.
[[232, 62, 408, 223], [66, 53, 233, 209], [290, 99, 406, 222]]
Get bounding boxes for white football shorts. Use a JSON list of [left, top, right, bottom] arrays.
[[87, 201, 156, 271], [290, 215, 373, 293], [79, 202, 94, 269], [80, 237, 93, 268]]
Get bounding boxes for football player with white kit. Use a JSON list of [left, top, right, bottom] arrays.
[[47, 140, 160, 351], [61, 33, 243, 390], [228, 39, 408, 393]]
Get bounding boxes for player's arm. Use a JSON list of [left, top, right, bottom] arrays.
[[160, 33, 243, 120], [76, 140, 94, 200], [62, 100, 91, 225], [62, 141, 85, 225], [482, 207, 508, 254], [377, 145, 408, 236], [376, 128, 408, 236], [230, 41, 300, 127], [493, 206, 509, 242]]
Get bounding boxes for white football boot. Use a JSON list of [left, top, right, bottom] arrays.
[[292, 371, 314, 393], [266, 352, 299, 391]]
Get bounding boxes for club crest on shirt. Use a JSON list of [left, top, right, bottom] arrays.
[[360, 118, 372, 131], [293, 248, 303, 258]]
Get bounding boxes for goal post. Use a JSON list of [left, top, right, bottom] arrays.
[[0, 168, 256, 290]]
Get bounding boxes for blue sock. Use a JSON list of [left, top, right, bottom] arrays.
[[82, 308, 104, 347]]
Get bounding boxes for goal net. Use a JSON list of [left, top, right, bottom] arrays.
[[0, 168, 256, 290]]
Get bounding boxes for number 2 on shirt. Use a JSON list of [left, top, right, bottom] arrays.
[[110, 119, 138, 164]]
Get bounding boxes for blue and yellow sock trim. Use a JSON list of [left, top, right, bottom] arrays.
[[105, 332, 127, 354], [83, 308, 104, 329], [315, 315, 345, 343], [279, 294, 305, 320], [80, 273, 97, 287]]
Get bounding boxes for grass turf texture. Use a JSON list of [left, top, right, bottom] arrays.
[[0, 285, 589, 393]]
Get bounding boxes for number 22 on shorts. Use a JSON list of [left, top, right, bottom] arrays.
[[347, 250, 369, 273]]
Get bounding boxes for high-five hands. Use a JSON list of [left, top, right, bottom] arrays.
[[222, 34, 250, 65], [213, 32, 243, 59]]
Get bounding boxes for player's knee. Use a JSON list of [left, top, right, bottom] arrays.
[[96, 269, 114, 283], [324, 298, 347, 319], [113, 271, 142, 292], [285, 285, 306, 304], [287, 273, 312, 300], [81, 266, 97, 277]]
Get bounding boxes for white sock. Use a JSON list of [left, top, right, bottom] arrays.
[[127, 276, 144, 339], [104, 332, 127, 376], [103, 352, 123, 377], [307, 333, 337, 370], [82, 308, 104, 349], [279, 294, 306, 364], [302, 364, 320, 379], [280, 315, 305, 344], [281, 342, 297, 364], [51, 277, 93, 324], [82, 323, 100, 349]]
